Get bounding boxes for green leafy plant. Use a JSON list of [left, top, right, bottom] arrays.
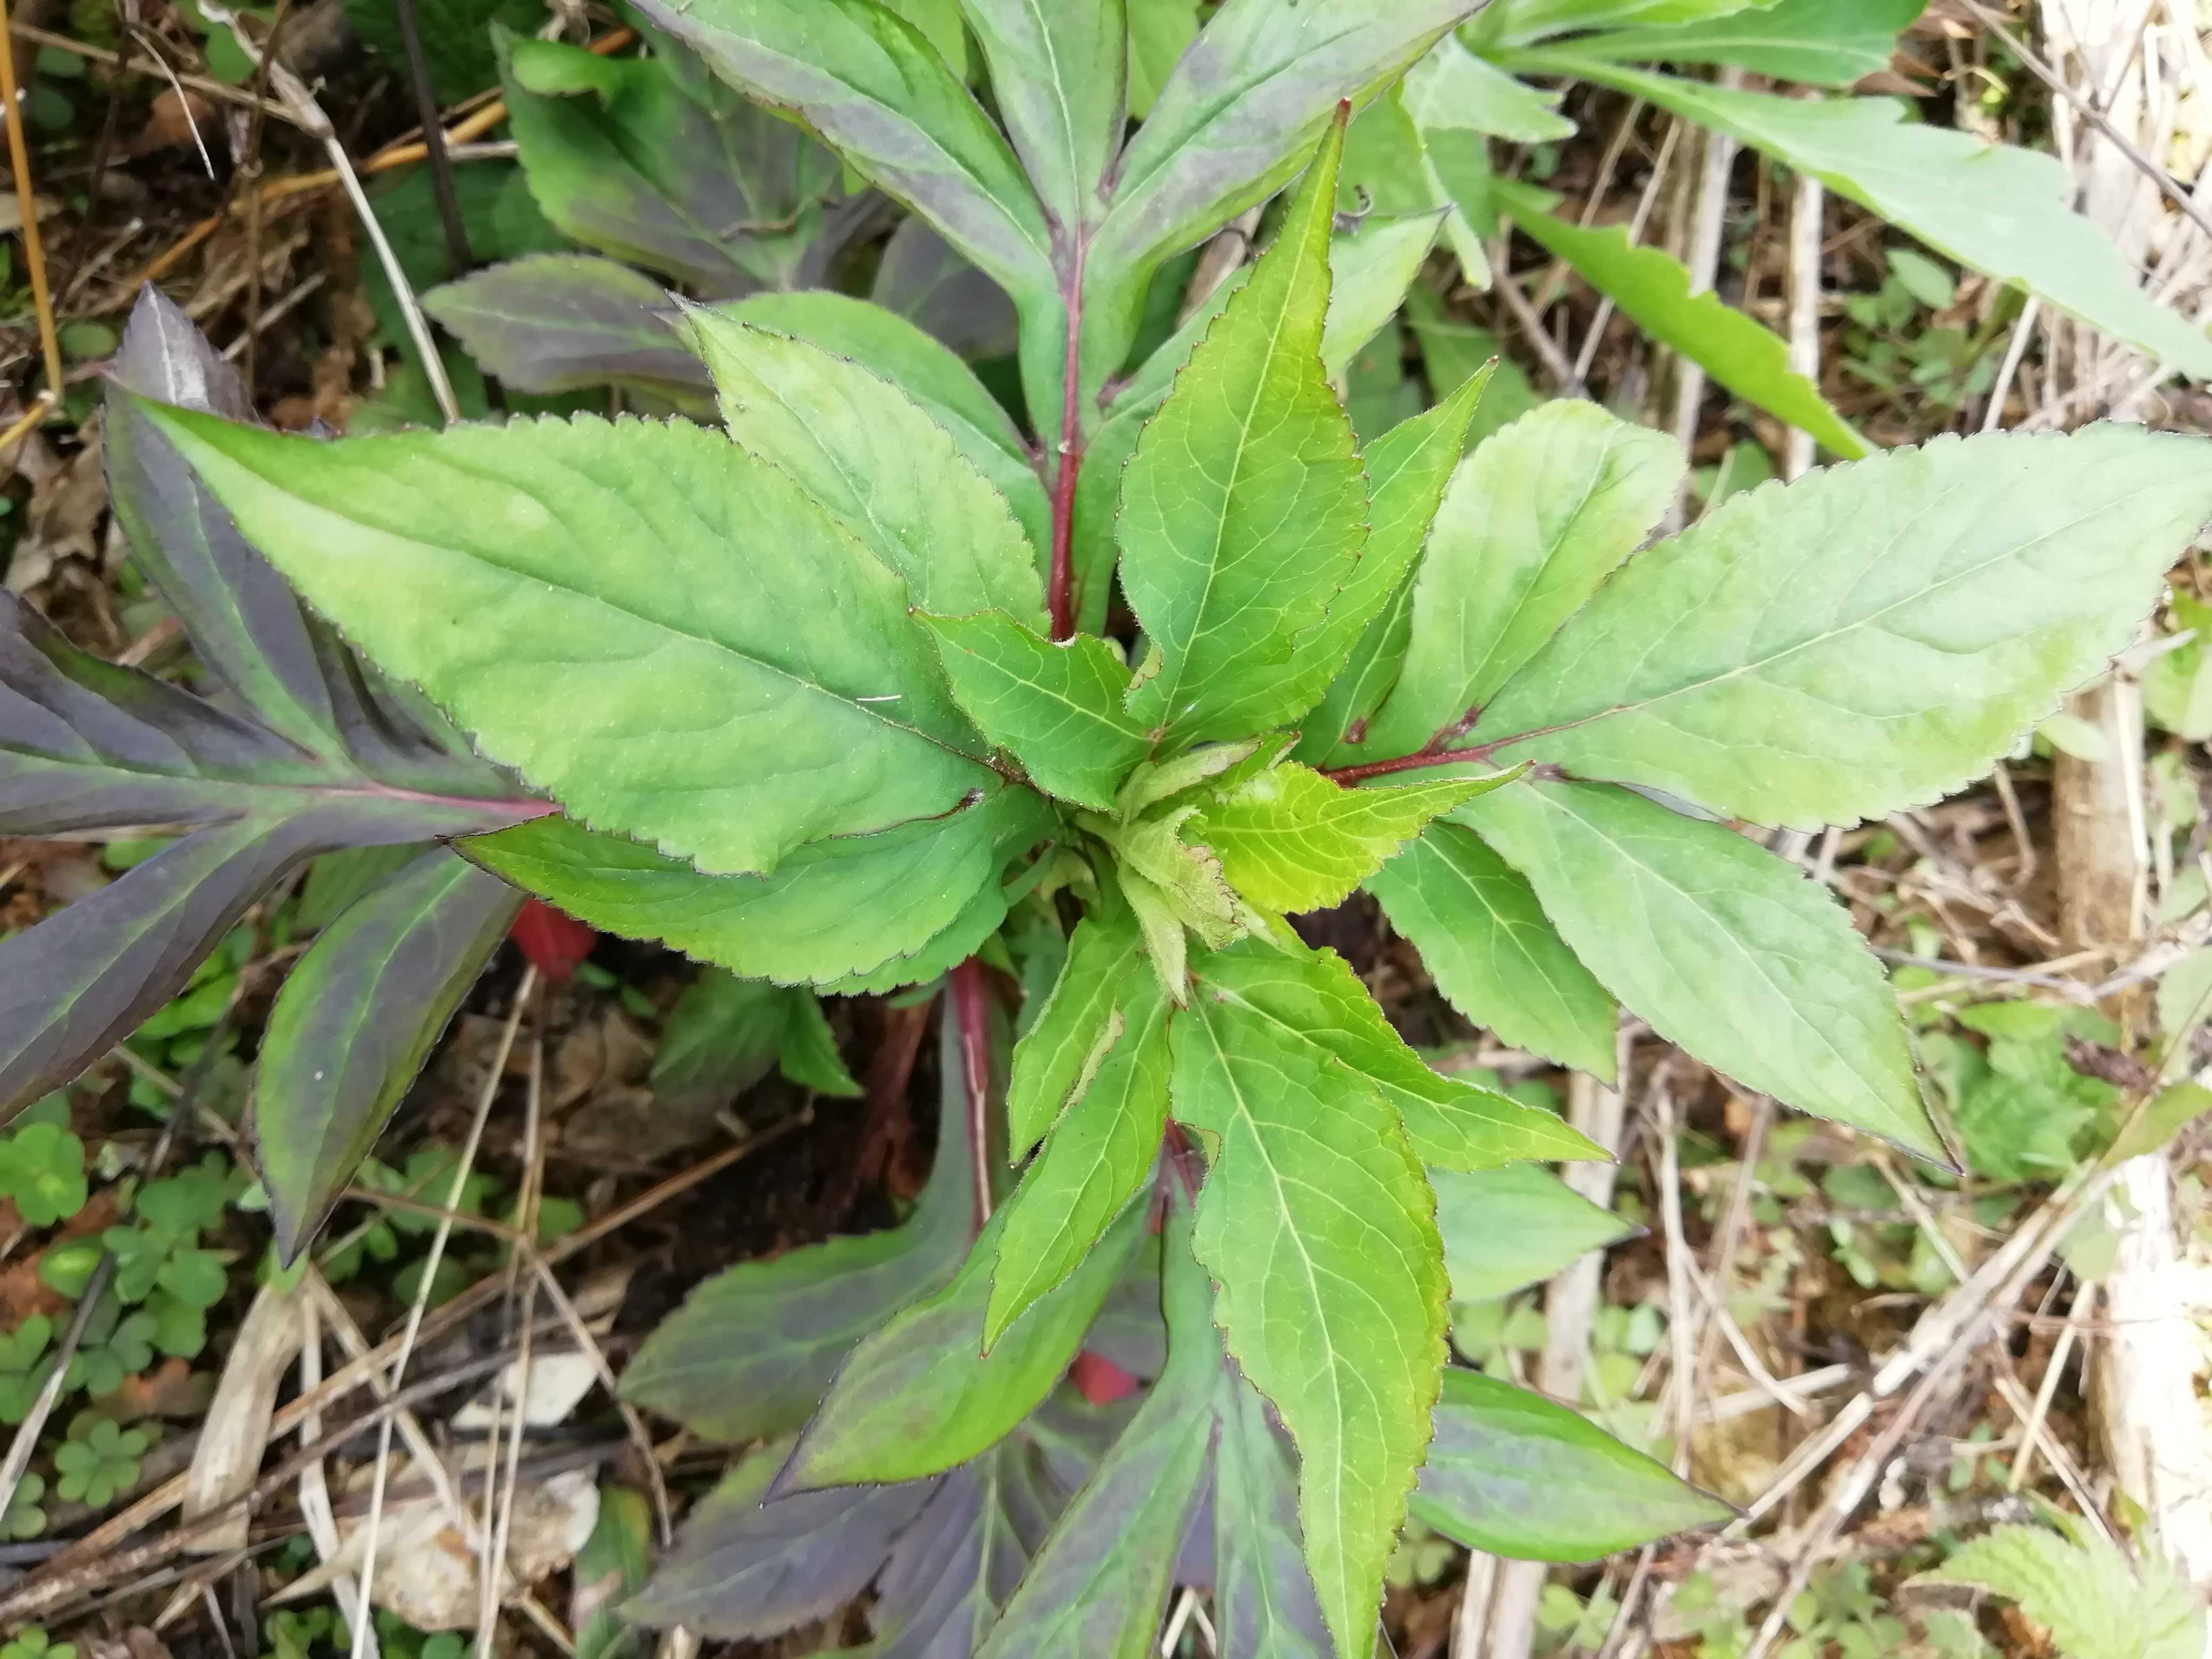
[[0, 1629, 75, 1659], [1915, 1516, 2206, 1659], [3, 1, 2209, 1652], [0, 1121, 86, 1227], [52, 1418, 152, 1508]]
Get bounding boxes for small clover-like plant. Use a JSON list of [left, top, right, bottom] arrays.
[[0, 1471, 46, 1541], [0, 1317, 53, 1425], [2, 1, 2209, 1653], [52, 1418, 152, 1507], [0, 1628, 74, 1659], [0, 1124, 86, 1228]]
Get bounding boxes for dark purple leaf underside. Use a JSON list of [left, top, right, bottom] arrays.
[[0, 815, 327, 1108], [422, 255, 712, 405], [256, 849, 523, 1262], [108, 288, 353, 758], [975, 1207, 1217, 1658], [625, 1439, 939, 1639], [874, 219, 1020, 362], [1213, 1357, 1334, 1659], [0, 592, 305, 835], [619, 1003, 977, 1440]]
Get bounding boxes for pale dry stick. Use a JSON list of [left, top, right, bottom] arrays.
[[1982, 298, 2047, 434], [1782, 122, 1825, 481], [125, 27, 214, 178], [1531, 95, 1648, 317], [1159, 1586, 1201, 1655], [201, 0, 460, 426], [1736, 1159, 2117, 1529], [482, 1032, 548, 1655], [1963, 0, 2212, 242], [1456, 1062, 1631, 1659], [221, 271, 327, 360], [1873, 1153, 2113, 1531], [1690, 1097, 1773, 1406], [0, 0, 63, 416], [1665, 66, 1744, 529], [2008, 1279, 2097, 1493], [9, 1107, 812, 1613], [1678, 1254, 1811, 1420], [1652, 1078, 1700, 1460], [349, 968, 537, 1658], [1570, 121, 1684, 386], [296, 1299, 380, 1659], [1694, 1363, 1853, 1427], [1488, 239, 1586, 394]]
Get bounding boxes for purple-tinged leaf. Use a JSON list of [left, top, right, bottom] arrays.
[[1411, 1368, 1736, 1561], [873, 217, 1023, 364], [974, 1201, 1214, 1659], [622, 1002, 978, 1440], [775, 1193, 1146, 1493], [499, 31, 842, 295], [422, 256, 712, 407], [1212, 1357, 1334, 1659], [1085, 0, 1479, 378], [256, 849, 523, 1263], [0, 592, 305, 835], [625, 1438, 938, 1638], [622, 0, 1055, 307], [0, 595, 543, 842], [957, 0, 1127, 240], [0, 816, 323, 1113], [108, 289, 346, 757], [860, 1431, 1071, 1659]]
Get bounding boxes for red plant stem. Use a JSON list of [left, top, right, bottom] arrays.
[[1321, 743, 1501, 785], [949, 957, 996, 1234], [1045, 239, 1088, 642]]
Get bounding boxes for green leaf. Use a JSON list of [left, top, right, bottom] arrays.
[[1366, 820, 1618, 1079], [1007, 910, 1146, 1154], [776, 1197, 1145, 1489], [1091, 0, 1473, 378], [1478, 0, 1772, 46], [1432, 1164, 1636, 1301], [683, 310, 1048, 625], [717, 290, 1051, 558], [1404, 37, 1574, 141], [621, 1002, 981, 1439], [1212, 1358, 1335, 1656], [1296, 363, 1500, 763], [1493, 179, 1866, 458], [650, 970, 792, 1112], [2108, 1082, 2212, 1166], [1412, 1368, 1735, 1559], [1194, 761, 1516, 915], [1360, 400, 1681, 764], [1171, 984, 1447, 1659], [774, 995, 863, 1097], [957, 0, 1126, 238], [256, 849, 520, 1263], [344, 0, 540, 102], [1563, 0, 1926, 89], [985, 977, 1170, 1346], [884, 0, 968, 73], [1126, 0, 1198, 117], [1476, 426, 2212, 830], [1407, 286, 1542, 446], [1545, 62, 2212, 380], [1458, 778, 1941, 1159], [1914, 1524, 2206, 1659], [141, 403, 1001, 878], [574, 1486, 655, 1659], [1121, 121, 1370, 747], [499, 32, 838, 293], [1323, 213, 1446, 380], [919, 615, 1149, 810], [975, 1201, 1217, 1659], [1190, 940, 1602, 1171], [463, 788, 1049, 990], [625, 0, 1054, 304]]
